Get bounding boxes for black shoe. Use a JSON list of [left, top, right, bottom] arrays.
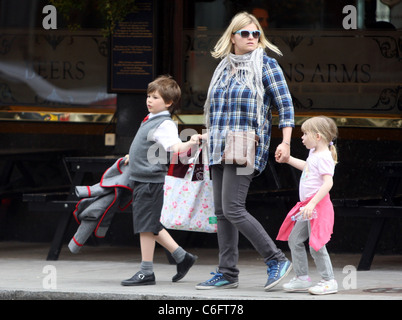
[[121, 271, 156, 286], [172, 253, 198, 282]]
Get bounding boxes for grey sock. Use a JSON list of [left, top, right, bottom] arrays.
[[140, 261, 153, 275], [172, 247, 187, 264]]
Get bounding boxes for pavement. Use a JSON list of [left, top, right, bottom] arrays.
[[0, 241, 401, 301]]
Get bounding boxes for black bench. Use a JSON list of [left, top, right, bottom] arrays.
[[333, 161, 402, 271], [0, 148, 73, 199], [247, 158, 299, 215], [248, 158, 300, 197], [24, 154, 300, 261], [24, 155, 177, 264], [24, 156, 120, 260]]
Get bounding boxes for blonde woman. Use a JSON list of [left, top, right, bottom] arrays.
[[196, 12, 294, 291], [277, 116, 339, 295]]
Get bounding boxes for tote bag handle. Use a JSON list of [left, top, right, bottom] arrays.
[[184, 142, 210, 181]]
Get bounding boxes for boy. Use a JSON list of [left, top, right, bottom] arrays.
[[121, 75, 200, 286]]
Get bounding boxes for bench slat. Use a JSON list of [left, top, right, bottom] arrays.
[[335, 206, 401, 217], [23, 192, 71, 202]]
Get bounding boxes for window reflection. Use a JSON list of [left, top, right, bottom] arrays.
[[0, 0, 116, 123], [181, 0, 402, 121]]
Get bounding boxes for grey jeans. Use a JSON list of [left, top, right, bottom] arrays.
[[288, 220, 334, 280], [211, 164, 286, 282]]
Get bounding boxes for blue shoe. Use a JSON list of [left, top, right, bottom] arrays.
[[195, 271, 239, 290], [264, 259, 292, 291]]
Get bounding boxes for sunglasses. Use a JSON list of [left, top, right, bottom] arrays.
[[233, 29, 261, 39]]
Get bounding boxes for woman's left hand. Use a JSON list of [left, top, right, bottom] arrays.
[[275, 142, 290, 163]]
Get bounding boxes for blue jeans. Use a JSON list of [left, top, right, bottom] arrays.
[[211, 164, 286, 282]]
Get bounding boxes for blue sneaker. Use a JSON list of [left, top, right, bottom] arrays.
[[195, 271, 239, 290], [264, 259, 292, 291]]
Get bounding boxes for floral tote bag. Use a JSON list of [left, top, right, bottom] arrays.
[[160, 143, 217, 233]]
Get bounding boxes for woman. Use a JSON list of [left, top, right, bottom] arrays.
[[196, 12, 295, 291]]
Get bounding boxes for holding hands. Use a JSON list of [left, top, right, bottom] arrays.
[[275, 141, 290, 163], [124, 133, 202, 166]]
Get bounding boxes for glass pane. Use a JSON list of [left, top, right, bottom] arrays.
[[181, 0, 402, 128], [0, 0, 116, 122]]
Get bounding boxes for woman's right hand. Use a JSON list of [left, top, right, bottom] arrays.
[[200, 132, 208, 141]]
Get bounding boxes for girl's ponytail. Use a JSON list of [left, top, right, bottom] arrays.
[[329, 142, 338, 164]]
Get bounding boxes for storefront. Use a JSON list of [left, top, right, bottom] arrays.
[[0, 0, 401, 250], [1, 0, 400, 125]]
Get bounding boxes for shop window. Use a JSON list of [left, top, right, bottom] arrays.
[[0, 0, 115, 123], [180, 0, 401, 128]]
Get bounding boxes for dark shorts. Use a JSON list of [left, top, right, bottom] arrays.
[[132, 181, 164, 235]]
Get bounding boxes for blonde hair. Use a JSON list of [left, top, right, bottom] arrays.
[[301, 116, 339, 164], [211, 11, 282, 59]]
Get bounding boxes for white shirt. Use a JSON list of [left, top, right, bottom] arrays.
[[299, 149, 335, 201], [147, 111, 181, 151]]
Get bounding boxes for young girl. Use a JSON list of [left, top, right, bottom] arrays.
[[276, 116, 338, 295]]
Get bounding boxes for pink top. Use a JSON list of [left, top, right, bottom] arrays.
[[299, 149, 335, 201]]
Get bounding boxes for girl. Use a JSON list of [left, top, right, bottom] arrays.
[[276, 116, 339, 295]]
